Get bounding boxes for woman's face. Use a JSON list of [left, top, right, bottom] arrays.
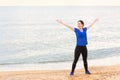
[[77, 22, 83, 29]]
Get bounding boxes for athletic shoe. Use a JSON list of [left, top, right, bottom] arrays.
[[85, 70, 91, 74], [70, 72, 74, 76]]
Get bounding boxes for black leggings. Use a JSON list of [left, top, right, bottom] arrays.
[[71, 46, 88, 73]]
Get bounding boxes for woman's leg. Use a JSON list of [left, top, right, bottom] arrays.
[[81, 46, 88, 72], [71, 46, 81, 74]]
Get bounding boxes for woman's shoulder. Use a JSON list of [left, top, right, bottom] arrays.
[[74, 27, 78, 31], [83, 27, 87, 31]]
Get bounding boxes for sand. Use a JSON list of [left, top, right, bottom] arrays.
[[0, 65, 120, 80]]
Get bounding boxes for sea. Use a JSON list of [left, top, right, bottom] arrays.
[[0, 6, 120, 71]]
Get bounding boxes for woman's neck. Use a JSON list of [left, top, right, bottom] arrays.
[[79, 28, 83, 32]]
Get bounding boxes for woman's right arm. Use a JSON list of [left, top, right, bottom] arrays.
[[56, 19, 74, 31]]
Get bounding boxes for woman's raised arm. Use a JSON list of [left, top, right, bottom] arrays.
[[56, 19, 74, 31], [87, 18, 99, 30]]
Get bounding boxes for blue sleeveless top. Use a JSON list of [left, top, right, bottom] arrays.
[[74, 27, 88, 46]]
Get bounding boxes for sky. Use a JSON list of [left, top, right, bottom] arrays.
[[0, 0, 120, 6]]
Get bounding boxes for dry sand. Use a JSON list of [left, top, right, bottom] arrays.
[[0, 65, 120, 80]]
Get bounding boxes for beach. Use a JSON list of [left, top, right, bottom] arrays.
[[0, 65, 120, 80], [0, 6, 120, 80]]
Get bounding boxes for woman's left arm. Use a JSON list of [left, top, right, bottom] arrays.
[[87, 18, 99, 30]]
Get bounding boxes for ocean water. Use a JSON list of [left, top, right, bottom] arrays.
[[0, 6, 120, 70]]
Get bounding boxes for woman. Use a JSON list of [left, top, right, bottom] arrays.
[[56, 18, 98, 76]]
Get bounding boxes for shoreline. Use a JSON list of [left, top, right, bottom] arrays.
[[0, 65, 120, 80], [0, 56, 120, 71]]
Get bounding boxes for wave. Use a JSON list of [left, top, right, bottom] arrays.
[[0, 47, 120, 65], [0, 56, 120, 71]]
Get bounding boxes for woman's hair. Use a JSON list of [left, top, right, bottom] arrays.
[[78, 20, 84, 26]]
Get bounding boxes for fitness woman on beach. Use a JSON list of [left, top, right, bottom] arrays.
[[56, 18, 98, 76]]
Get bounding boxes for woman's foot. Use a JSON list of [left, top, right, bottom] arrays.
[[85, 70, 91, 74], [70, 72, 74, 76]]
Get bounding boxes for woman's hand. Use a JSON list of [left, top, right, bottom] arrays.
[[94, 18, 99, 22], [56, 19, 63, 24]]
